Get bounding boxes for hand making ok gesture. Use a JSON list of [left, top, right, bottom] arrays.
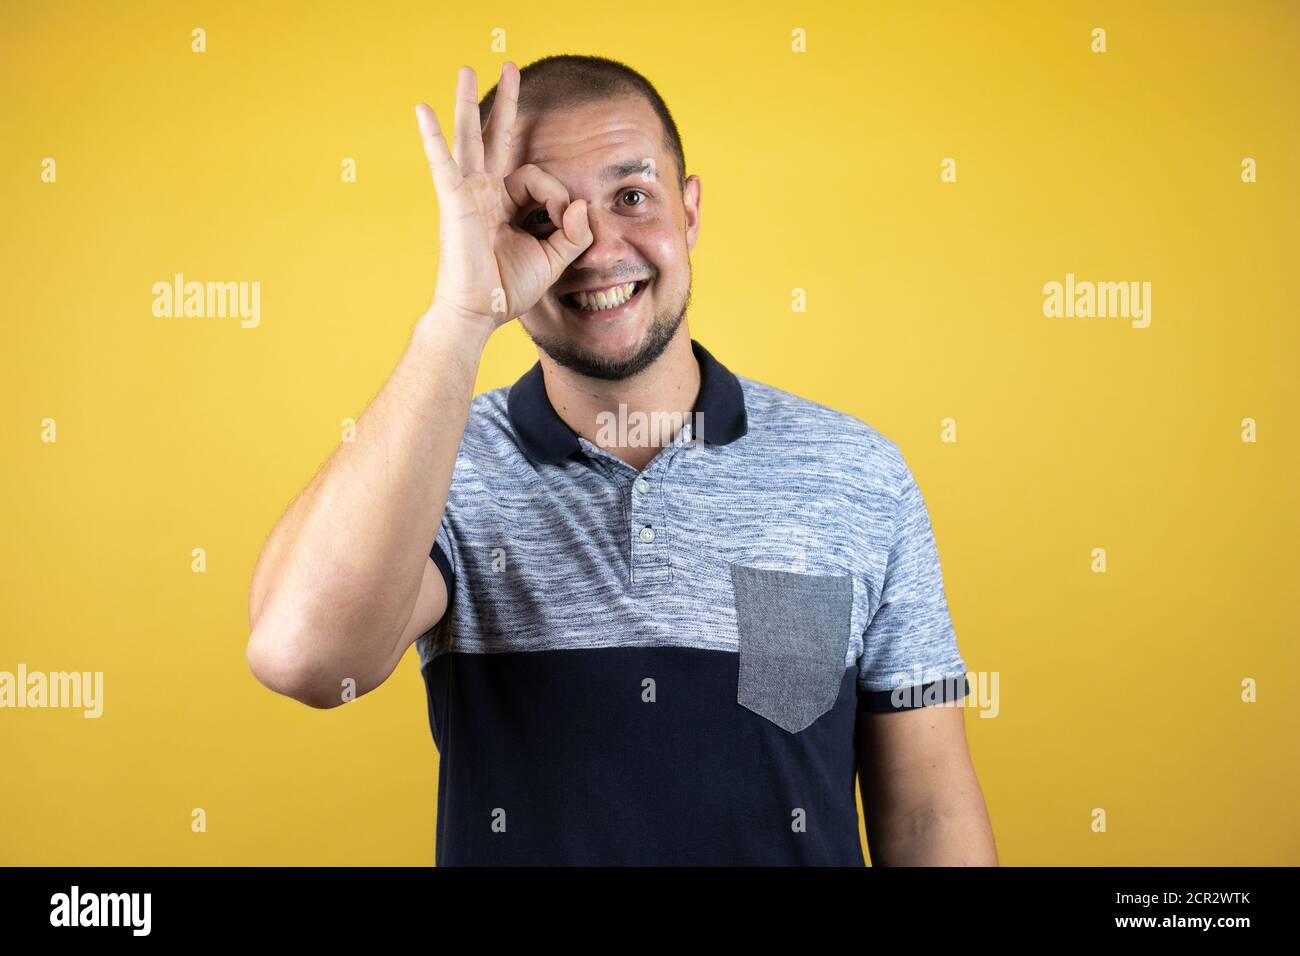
[[415, 62, 594, 331]]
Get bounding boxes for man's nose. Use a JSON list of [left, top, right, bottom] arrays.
[[571, 204, 628, 271]]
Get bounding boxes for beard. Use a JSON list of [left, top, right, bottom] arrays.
[[526, 270, 691, 382]]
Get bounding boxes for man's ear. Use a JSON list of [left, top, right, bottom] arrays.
[[683, 174, 702, 252]]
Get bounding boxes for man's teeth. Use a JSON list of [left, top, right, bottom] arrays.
[[573, 282, 637, 311]]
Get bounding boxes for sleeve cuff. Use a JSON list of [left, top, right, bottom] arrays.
[[858, 675, 969, 713], [430, 541, 455, 597]]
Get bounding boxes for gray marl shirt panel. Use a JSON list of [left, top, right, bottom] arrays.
[[416, 372, 967, 696]]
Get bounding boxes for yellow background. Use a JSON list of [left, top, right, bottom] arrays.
[[2, 0, 1296, 865]]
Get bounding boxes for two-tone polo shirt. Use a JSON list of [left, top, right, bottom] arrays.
[[416, 338, 970, 865]]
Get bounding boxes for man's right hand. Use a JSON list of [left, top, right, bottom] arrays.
[[248, 63, 583, 710], [415, 62, 593, 333]]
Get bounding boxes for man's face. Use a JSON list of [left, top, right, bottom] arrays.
[[507, 94, 701, 380]]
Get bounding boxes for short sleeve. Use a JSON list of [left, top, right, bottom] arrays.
[[415, 508, 458, 669], [857, 453, 969, 713], [430, 510, 456, 598]]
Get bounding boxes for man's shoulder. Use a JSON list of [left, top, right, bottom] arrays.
[[735, 373, 907, 477], [439, 385, 520, 476], [464, 384, 512, 432]]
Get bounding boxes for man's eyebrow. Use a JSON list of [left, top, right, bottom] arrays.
[[599, 159, 653, 183]]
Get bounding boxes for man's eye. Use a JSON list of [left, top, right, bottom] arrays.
[[620, 189, 647, 207], [523, 207, 552, 227]]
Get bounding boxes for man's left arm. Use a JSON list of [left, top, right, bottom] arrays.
[[854, 448, 996, 865], [857, 702, 997, 866]]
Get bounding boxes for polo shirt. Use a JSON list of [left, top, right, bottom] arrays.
[[416, 338, 970, 866]]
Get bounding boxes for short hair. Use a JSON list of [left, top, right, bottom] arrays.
[[478, 54, 686, 189]]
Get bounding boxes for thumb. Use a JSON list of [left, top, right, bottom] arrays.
[[544, 199, 592, 275]]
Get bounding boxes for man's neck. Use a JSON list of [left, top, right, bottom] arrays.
[[539, 328, 700, 472]]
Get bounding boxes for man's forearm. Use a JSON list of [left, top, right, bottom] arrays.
[[246, 305, 490, 703], [867, 799, 998, 866]]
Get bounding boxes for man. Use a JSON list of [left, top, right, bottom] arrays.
[[246, 54, 997, 866]]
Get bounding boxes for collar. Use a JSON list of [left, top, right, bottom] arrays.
[[506, 339, 748, 466]]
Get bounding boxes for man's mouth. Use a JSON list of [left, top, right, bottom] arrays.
[[560, 280, 648, 313]]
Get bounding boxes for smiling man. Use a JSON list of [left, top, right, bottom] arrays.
[[245, 55, 997, 866]]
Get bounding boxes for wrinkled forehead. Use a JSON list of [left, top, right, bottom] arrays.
[[507, 95, 671, 188]]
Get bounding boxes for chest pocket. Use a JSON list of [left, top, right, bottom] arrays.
[[729, 563, 854, 733]]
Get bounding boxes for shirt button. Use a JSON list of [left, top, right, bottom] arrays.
[[639, 526, 656, 543], [634, 477, 650, 494]]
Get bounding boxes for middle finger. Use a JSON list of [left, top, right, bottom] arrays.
[[452, 65, 485, 173]]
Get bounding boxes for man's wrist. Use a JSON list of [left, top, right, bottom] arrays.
[[398, 301, 496, 400], [411, 299, 496, 355]]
